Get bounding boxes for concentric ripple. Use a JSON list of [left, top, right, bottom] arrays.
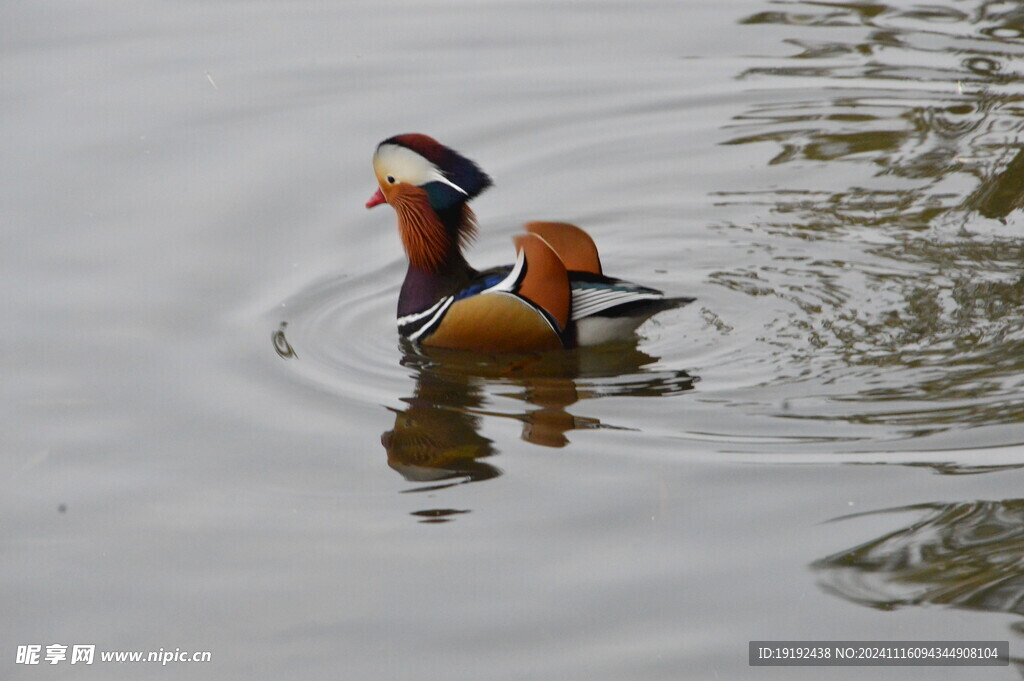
[[268, 0, 1024, 465], [270, 236, 708, 485]]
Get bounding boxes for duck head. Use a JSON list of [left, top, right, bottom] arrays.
[[366, 134, 492, 211], [366, 134, 492, 272]]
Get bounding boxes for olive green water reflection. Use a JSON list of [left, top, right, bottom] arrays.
[[818, 497, 1024, 617], [713, 0, 1024, 444], [816, 494, 1024, 671]]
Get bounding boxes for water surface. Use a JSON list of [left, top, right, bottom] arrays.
[[4, 0, 1024, 679]]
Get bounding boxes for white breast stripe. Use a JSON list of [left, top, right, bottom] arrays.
[[397, 296, 451, 327], [408, 297, 454, 341]]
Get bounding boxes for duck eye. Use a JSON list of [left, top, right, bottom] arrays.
[[386, 175, 395, 184]]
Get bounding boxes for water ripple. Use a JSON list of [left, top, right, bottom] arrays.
[[705, 0, 1024, 447], [816, 499, 1024, 616], [270, 0, 1024, 460]]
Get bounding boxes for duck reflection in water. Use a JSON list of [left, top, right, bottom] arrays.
[[815, 494, 1024, 665], [381, 339, 696, 489]]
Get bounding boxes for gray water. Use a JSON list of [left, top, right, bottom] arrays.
[[5, 1, 1024, 679]]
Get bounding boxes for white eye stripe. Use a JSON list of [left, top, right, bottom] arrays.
[[375, 144, 467, 195]]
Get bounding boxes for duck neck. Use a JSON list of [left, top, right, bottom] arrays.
[[398, 259, 472, 316], [395, 200, 478, 317]]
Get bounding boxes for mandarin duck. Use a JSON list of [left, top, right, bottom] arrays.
[[365, 134, 694, 353]]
